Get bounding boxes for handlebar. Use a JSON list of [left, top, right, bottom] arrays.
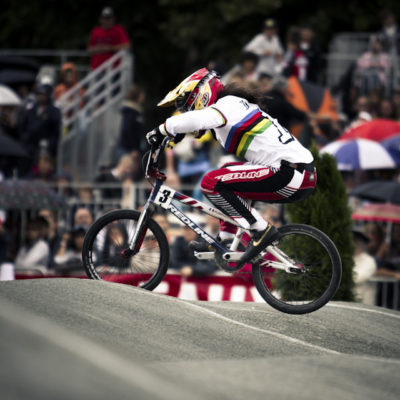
[[144, 136, 172, 181]]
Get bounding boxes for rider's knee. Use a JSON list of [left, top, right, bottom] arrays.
[[200, 170, 219, 193]]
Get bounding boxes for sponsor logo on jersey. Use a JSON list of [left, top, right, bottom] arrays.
[[217, 169, 271, 182]]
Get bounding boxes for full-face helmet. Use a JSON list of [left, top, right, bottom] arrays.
[[157, 68, 224, 112]]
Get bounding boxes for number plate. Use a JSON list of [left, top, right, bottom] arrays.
[[154, 185, 176, 209]]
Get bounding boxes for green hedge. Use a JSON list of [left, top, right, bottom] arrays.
[[284, 146, 355, 301]]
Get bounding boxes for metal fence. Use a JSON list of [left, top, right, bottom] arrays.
[[56, 50, 134, 182]]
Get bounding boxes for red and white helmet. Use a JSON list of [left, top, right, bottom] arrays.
[[157, 68, 224, 112]]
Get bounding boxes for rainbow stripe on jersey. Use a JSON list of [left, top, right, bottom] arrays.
[[224, 109, 272, 158]]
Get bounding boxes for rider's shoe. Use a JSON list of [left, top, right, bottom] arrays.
[[189, 240, 214, 252], [239, 225, 281, 263]]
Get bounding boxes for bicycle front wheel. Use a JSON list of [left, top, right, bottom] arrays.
[[82, 209, 169, 291], [252, 224, 342, 314]]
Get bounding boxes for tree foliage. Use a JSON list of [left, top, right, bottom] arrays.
[[284, 147, 355, 301], [1, 0, 400, 126]]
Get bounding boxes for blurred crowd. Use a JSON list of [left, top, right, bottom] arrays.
[[1, 7, 400, 307]]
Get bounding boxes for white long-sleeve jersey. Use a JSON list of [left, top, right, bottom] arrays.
[[159, 95, 313, 168]]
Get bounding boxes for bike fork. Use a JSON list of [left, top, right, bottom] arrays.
[[127, 201, 152, 254]]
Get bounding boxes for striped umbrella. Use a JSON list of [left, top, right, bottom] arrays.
[[340, 119, 400, 141], [320, 138, 398, 170], [352, 203, 400, 223], [381, 134, 400, 164]]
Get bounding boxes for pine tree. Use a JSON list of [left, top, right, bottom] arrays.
[[282, 146, 355, 301]]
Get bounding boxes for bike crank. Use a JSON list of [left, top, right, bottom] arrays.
[[214, 239, 247, 273]]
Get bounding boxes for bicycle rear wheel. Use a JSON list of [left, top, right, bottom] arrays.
[[82, 209, 169, 291], [252, 224, 342, 314]]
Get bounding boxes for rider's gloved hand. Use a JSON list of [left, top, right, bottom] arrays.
[[172, 133, 185, 145], [146, 127, 164, 145]]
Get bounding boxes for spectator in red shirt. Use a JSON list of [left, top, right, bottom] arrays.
[[87, 7, 131, 70]]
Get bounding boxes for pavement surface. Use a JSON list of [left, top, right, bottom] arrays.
[[1, 278, 400, 400]]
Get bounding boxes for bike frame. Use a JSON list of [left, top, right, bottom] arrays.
[[129, 179, 248, 256], [128, 138, 249, 256]]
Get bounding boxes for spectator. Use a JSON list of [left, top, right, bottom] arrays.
[[364, 223, 386, 264], [69, 183, 100, 219], [87, 6, 131, 70], [331, 63, 359, 121], [378, 97, 397, 120], [229, 71, 246, 85], [14, 216, 50, 273], [243, 18, 283, 76], [0, 102, 19, 140], [171, 225, 218, 278], [258, 72, 273, 93], [75, 184, 95, 208], [346, 110, 373, 131], [375, 223, 400, 274], [353, 95, 371, 118], [354, 35, 390, 96], [95, 153, 140, 200], [0, 218, 9, 265], [368, 89, 384, 118], [260, 75, 308, 129], [0, 106, 30, 177], [299, 24, 322, 83], [352, 228, 377, 305], [204, 215, 220, 237], [153, 213, 173, 243], [261, 204, 283, 228], [164, 147, 181, 191], [222, 52, 260, 84], [238, 52, 260, 82], [53, 62, 85, 108], [100, 223, 128, 263], [280, 27, 309, 81], [172, 133, 213, 196], [379, 9, 399, 56], [38, 209, 63, 269], [73, 206, 94, 230], [55, 171, 75, 198], [25, 150, 57, 183], [19, 83, 61, 161], [392, 88, 400, 120], [117, 85, 146, 159], [374, 223, 400, 308], [207, 59, 228, 77], [54, 227, 86, 273]]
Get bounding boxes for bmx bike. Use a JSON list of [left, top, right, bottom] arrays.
[[82, 137, 342, 314]]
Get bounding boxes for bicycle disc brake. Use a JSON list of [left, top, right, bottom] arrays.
[[214, 239, 246, 273]]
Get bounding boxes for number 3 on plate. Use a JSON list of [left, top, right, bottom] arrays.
[[154, 185, 176, 208]]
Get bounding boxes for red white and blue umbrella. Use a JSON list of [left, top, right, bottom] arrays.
[[320, 138, 398, 170], [340, 119, 400, 141], [381, 134, 400, 164]]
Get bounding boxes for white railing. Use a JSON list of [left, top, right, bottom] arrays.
[[56, 50, 134, 182]]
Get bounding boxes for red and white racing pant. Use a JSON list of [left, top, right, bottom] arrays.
[[200, 161, 316, 234]]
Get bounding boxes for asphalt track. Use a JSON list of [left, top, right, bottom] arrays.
[[1, 279, 399, 400]]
